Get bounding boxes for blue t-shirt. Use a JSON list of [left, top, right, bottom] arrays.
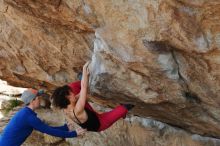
[[0, 107, 77, 146]]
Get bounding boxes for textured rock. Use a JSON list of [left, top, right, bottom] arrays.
[[0, 0, 94, 89], [0, 0, 220, 141], [88, 0, 220, 138]]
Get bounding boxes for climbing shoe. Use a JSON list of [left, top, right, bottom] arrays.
[[121, 104, 135, 111]]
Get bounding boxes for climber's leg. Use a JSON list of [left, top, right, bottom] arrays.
[[97, 105, 128, 131]]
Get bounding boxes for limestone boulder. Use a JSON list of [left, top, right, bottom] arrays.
[[0, 0, 220, 139]]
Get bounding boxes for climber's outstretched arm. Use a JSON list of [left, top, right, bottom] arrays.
[[75, 62, 90, 113]]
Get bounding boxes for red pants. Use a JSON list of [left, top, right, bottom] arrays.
[[85, 103, 128, 132]]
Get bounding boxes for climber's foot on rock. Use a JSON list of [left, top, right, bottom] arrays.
[[121, 104, 135, 111]]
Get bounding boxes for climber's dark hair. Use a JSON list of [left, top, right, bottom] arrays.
[[51, 85, 71, 109]]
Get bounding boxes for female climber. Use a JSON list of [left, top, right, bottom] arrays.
[[51, 62, 134, 132]]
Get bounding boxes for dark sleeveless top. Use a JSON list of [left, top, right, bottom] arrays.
[[73, 108, 100, 131]]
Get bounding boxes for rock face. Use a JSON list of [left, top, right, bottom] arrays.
[[0, 0, 220, 142], [0, 0, 94, 89]]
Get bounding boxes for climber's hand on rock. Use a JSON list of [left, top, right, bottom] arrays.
[[83, 61, 90, 76], [81, 61, 90, 89]]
